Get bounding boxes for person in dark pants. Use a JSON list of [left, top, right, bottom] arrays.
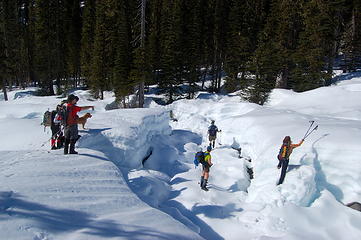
[[50, 105, 62, 150], [277, 136, 304, 185], [200, 145, 213, 191], [64, 94, 94, 155], [208, 120, 221, 148]]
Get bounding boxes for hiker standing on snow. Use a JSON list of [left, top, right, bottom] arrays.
[[64, 94, 94, 155], [200, 145, 213, 191], [208, 120, 221, 148], [277, 136, 304, 185], [50, 105, 61, 150], [50, 104, 65, 150]]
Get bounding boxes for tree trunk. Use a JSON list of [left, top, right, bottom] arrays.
[[201, 68, 207, 90], [138, 0, 146, 108], [2, 78, 8, 101], [139, 81, 144, 107]]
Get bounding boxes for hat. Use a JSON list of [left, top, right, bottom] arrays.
[[67, 94, 77, 102]]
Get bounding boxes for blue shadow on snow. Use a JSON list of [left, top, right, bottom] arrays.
[[170, 177, 191, 185], [307, 134, 344, 205], [22, 112, 39, 119], [0, 191, 187, 239], [191, 203, 243, 219], [169, 130, 202, 153], [164, 200, 225, 240]]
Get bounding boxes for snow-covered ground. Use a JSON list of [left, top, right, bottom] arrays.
[[1, 72, 361, 240]]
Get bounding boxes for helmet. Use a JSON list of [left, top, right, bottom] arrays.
[[211, 120, 215, 124], [207, 146, 212, 151]]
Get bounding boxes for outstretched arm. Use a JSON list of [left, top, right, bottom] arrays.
[[291, 139, 304, 148], [80, 106, 94, 111]]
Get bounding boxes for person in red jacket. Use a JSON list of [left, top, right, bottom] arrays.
[[64, 94, 94, 154]]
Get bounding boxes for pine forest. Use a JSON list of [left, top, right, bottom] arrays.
[[1, 0, 361, 105]]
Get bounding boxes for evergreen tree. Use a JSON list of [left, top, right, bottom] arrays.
[[210, 0, 229, 92], [34, 0, 62, 95], [250, 0, 303, 104], [81, 0, 96, 87], [341, 0, 361, 72], [89, 0, 110, 99], [185, 0, 203, 98], [292, 0, 342, 91], [0, 0, 8, 100], [159, 0, 179, 103], [18, 0, 36, 87], [224, 0, 258, 92], [147, 0, 163, 85], [65, 0, 82, 86], [113, 0, 133, 106], [1, 0, 22, 90]]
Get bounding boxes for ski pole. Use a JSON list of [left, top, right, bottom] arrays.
[[303, 120, 315, 139], [40, 128, 63, 147], [218, 131, 222, 145], [304, 125, 318, 139]]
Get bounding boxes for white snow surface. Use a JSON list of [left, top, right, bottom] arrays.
[[1, 74, 361, 240]]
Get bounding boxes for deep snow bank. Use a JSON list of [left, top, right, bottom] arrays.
[[79, 108, 171, 169], [168, 83, 361, 239], [0, 90, 203, 240]]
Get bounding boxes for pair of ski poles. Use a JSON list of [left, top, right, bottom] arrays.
[[40, 127, 63, 147], [303, 120, 318, 140]]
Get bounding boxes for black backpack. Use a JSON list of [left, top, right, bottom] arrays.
[[194, 151, 206, 166], [54, 105, 68, 126]]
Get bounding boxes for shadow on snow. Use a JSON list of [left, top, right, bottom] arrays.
[[0, 191, 186, 239]]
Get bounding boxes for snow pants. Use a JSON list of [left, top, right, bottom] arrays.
[[278, 158, 289, 185], [64, 124, 78, 141], [51, 124, 61, 139]]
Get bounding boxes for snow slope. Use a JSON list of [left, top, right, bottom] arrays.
[[167, 74, 361, 239], [1, 72, 361, 240], [0, 90, 202, 240]]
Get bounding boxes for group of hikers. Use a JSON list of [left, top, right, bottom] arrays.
[[46, 95, 315, 190], [47, 94, 94, 155], [194, 120, 221, 191], [195, 120, 317, 191]]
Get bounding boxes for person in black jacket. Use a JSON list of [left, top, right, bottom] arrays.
[[50, 104, 63, 150]]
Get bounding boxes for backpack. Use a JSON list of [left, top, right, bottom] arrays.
[[194, 151, 206, 167], [208, 125, 218, 136], [42, 110, 52, 127], [277, 145, 289, 160], [55, 106, 68, 126]]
